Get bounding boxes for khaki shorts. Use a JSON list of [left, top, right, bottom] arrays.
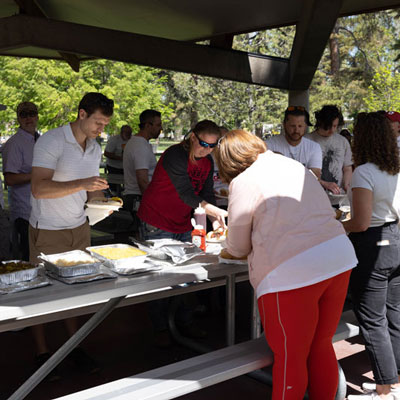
[[29, 221, 90, 263]]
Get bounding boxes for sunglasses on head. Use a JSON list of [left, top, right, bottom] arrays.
[[193, 131, 218, 148], [19, 111, 38, 118], [286, 106, 306, 112]]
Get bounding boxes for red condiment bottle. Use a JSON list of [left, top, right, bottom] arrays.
[[191, 224, 206, 251]]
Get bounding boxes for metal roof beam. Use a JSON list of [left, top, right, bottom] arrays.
[[13, 0, 81, 71], [0, 14, 289, 89], [210, 34, 234, 50], [289, 0, 344, 90]]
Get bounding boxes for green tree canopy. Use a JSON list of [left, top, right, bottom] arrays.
[[1, 10, 400, 137], [0, 58, 173, 135]]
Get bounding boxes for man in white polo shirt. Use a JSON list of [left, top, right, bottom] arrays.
[[266, 106, 322, 179], [29, 92, 113, 378]]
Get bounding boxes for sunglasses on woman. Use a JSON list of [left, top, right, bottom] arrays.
[[193, 132, 218, 148]]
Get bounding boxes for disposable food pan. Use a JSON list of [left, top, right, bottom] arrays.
[[86, 244, 148, 271], [0, 260, 40, 285], [38, 250, 101, 277]]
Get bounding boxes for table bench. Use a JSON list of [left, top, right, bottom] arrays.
[[53, 313, 359, 400], [55, 337, 273, 400], [3, 254, 359, 400], [4, 256, 249, 400]]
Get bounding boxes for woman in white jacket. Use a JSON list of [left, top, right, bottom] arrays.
[[215, 129, 357, 400]]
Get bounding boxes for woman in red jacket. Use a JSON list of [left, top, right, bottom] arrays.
[[137, 120, 228, 345], [138, 119, 227, 240]]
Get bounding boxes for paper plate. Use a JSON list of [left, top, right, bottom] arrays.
[[86, 202, 122, 211], [206, 237, 226, 243]]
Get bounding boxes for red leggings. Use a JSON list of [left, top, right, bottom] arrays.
[[258, 270, 351, 400]]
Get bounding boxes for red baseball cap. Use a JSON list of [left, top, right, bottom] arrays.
[[385, 111, 400, 123]]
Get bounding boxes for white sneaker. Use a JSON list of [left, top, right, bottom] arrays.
[[362, 382, 400, 395], [348, 392, 398, 399]]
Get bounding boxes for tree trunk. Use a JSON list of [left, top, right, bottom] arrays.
[[255, 126, 263, 138], [329, 24, 340, 76], [189, 108, 198, 130]]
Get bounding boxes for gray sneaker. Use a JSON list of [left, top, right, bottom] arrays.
[[348, 392, 398, 399], [362, 382, 400, 395]]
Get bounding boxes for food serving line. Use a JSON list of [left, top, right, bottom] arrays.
[[1, 232, 358, 400], [1, 248, 251, 400]]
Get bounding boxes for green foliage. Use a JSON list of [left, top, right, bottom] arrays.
[[0, 58, 173, 135], [364, 64, 400, 111], [1, 10, 400, 136], [161, 28, 294, 136], [310, 11, 400, 119]]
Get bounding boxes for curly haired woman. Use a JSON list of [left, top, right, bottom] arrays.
[[343, 112, 400, 400]]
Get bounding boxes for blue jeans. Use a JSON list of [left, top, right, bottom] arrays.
[[143, 224, 192, 243], [349, 222, 400, 385], [146, 228, 193, 331]]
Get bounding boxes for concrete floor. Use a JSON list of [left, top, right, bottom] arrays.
[[0, 283, 372, 400]]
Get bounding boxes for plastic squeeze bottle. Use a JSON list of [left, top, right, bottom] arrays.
[[191, 224, 206, 251], [194, 203, 207, 230]]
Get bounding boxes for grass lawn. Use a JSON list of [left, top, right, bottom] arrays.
[[153, 139, 179, 153]]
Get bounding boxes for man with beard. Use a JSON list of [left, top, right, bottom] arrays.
[[266, 106, 322, 179]]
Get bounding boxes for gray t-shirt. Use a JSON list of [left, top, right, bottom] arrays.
[[105, 134, 128, 170], [266, 134, 322, 170], [305, 131, 352, 187], [123, 135, 157, 195]]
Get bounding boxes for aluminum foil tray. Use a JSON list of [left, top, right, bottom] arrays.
[[160, 243, 204, 264], [129, 238, 203, 264], [86, 244, 147, 270], [112, 260, 163, 275], [46, 265, 117, 284], [0, 260, 40, 285], [0, 272, 51, 295], [39, 250, 101, 277]]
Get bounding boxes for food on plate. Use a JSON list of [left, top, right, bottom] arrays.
[[0, 261, 36, 274], [88, 196, 123, 206], [206, 228, 227, 241], [219, 248, 247, 260], [91, 247, 146, 260], [335, 209, 342, 220], [218, 188, 229, 197]]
